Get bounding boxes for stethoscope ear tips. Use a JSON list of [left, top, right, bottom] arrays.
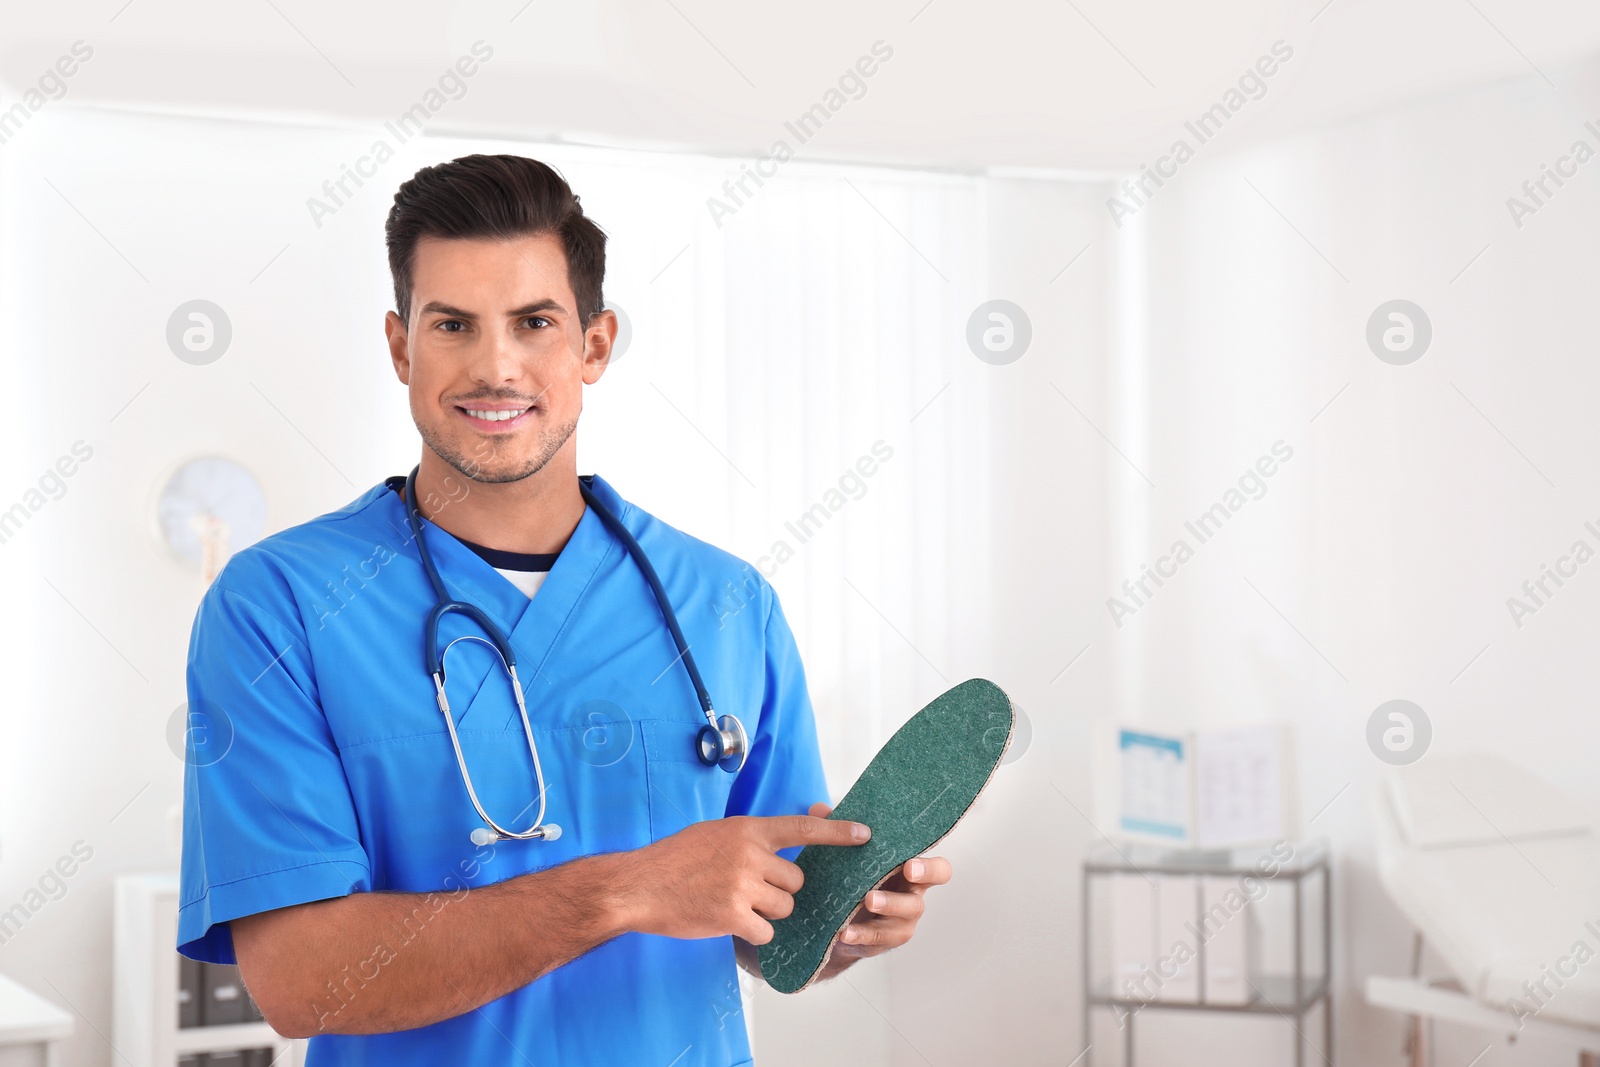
[[697, 715, 750, 774], [470, 827, 498, 846]]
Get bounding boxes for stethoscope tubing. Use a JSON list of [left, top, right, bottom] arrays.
[[402, 464, 747, 843]]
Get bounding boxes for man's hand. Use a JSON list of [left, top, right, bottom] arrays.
[[810, 801, 952, 981], [626, 810, 872, 945]]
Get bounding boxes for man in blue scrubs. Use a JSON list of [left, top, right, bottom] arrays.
[[177, 153, 952, 1065]]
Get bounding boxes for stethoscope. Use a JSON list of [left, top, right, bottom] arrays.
[[403, 465, 749, 846]]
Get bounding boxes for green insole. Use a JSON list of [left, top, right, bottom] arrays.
[[758, 677, 1015, 993]]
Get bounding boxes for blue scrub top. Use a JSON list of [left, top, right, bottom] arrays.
[[177, 472, 830, 1066]]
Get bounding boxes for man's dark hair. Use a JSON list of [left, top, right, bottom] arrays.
[[385, 153, 607, 327]]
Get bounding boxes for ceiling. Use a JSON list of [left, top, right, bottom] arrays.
[[3, 0, 1599, 173]]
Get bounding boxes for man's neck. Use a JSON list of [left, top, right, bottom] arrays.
[[409, 449, 586, 556]]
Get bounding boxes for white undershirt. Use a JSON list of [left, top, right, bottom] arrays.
[[494, 568, 549, 599], [388, 480, 556, 600]]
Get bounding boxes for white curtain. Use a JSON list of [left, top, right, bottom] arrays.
[[426, 138, 1001, 1063], [0, 104, 996, 809], [0, 109, 998, 1065], [513, 140, 999, 789]]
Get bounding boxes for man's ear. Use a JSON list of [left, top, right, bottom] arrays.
[[581, 308, 618, 385], [385, 310, 411, 385]]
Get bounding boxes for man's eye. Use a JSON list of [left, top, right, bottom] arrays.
[[524, 316, 552, 329], [437, 320, 465, 332]]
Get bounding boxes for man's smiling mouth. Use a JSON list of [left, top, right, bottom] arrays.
[[456, 403, 537, 429]]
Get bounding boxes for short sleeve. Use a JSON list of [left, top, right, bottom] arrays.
[[724, 588, 831, 862], [177, 557, 371, 964]]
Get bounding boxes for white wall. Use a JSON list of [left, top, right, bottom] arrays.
[[0, 102, 1112, 1066], [1114, 55, 1600, 1067], [882, 177, 1116, 1065], [0, 106, 423, 1066], [7, 45, 1595, 1067]]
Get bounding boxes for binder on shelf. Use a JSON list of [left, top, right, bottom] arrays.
[[116, 873, 298, 1067], [201, 964, 249, 1026], [178, 956, 202, 1028], [1108, 872, 1155, 1000], [1200, 876, 1256, 1006], [1154, 874, 1200, 1002]]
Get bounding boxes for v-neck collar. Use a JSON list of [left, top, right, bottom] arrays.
[[382, 472, 627, 692]]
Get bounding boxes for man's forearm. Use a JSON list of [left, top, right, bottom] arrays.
[[237, 850, 640, 1037]]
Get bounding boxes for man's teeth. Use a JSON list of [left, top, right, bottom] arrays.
[[464, 408, 528, 422]]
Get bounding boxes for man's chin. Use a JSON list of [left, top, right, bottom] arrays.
[[418, 413, 575, 486], [420, 435, 534, 484], [450, 455, 540, 484]]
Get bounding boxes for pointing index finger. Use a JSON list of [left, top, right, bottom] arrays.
[[762, 813, 871, 849]]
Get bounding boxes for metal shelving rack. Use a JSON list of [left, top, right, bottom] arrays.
[[1081, 839, 1332, 1067]]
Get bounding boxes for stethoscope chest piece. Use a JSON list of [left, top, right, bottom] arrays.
[[698, 714, 750, 773]]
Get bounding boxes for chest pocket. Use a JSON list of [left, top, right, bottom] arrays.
[[642, 719, 737, 841]]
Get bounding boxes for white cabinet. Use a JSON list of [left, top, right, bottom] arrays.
[[113, 874, 302, 1067], [0, 972, 72, 1067]]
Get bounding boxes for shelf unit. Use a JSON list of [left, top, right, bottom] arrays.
[[114, 873, 303, 1067], [0, 971, 73, 1066], [1081, 839, 1332, 1067]]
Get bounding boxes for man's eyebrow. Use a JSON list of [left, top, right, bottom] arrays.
[[418, 298, 567, 320]]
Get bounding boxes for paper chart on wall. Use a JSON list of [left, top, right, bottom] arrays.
[[1118, 729, 1190, 842], [1193, 725, 1285, 849]]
